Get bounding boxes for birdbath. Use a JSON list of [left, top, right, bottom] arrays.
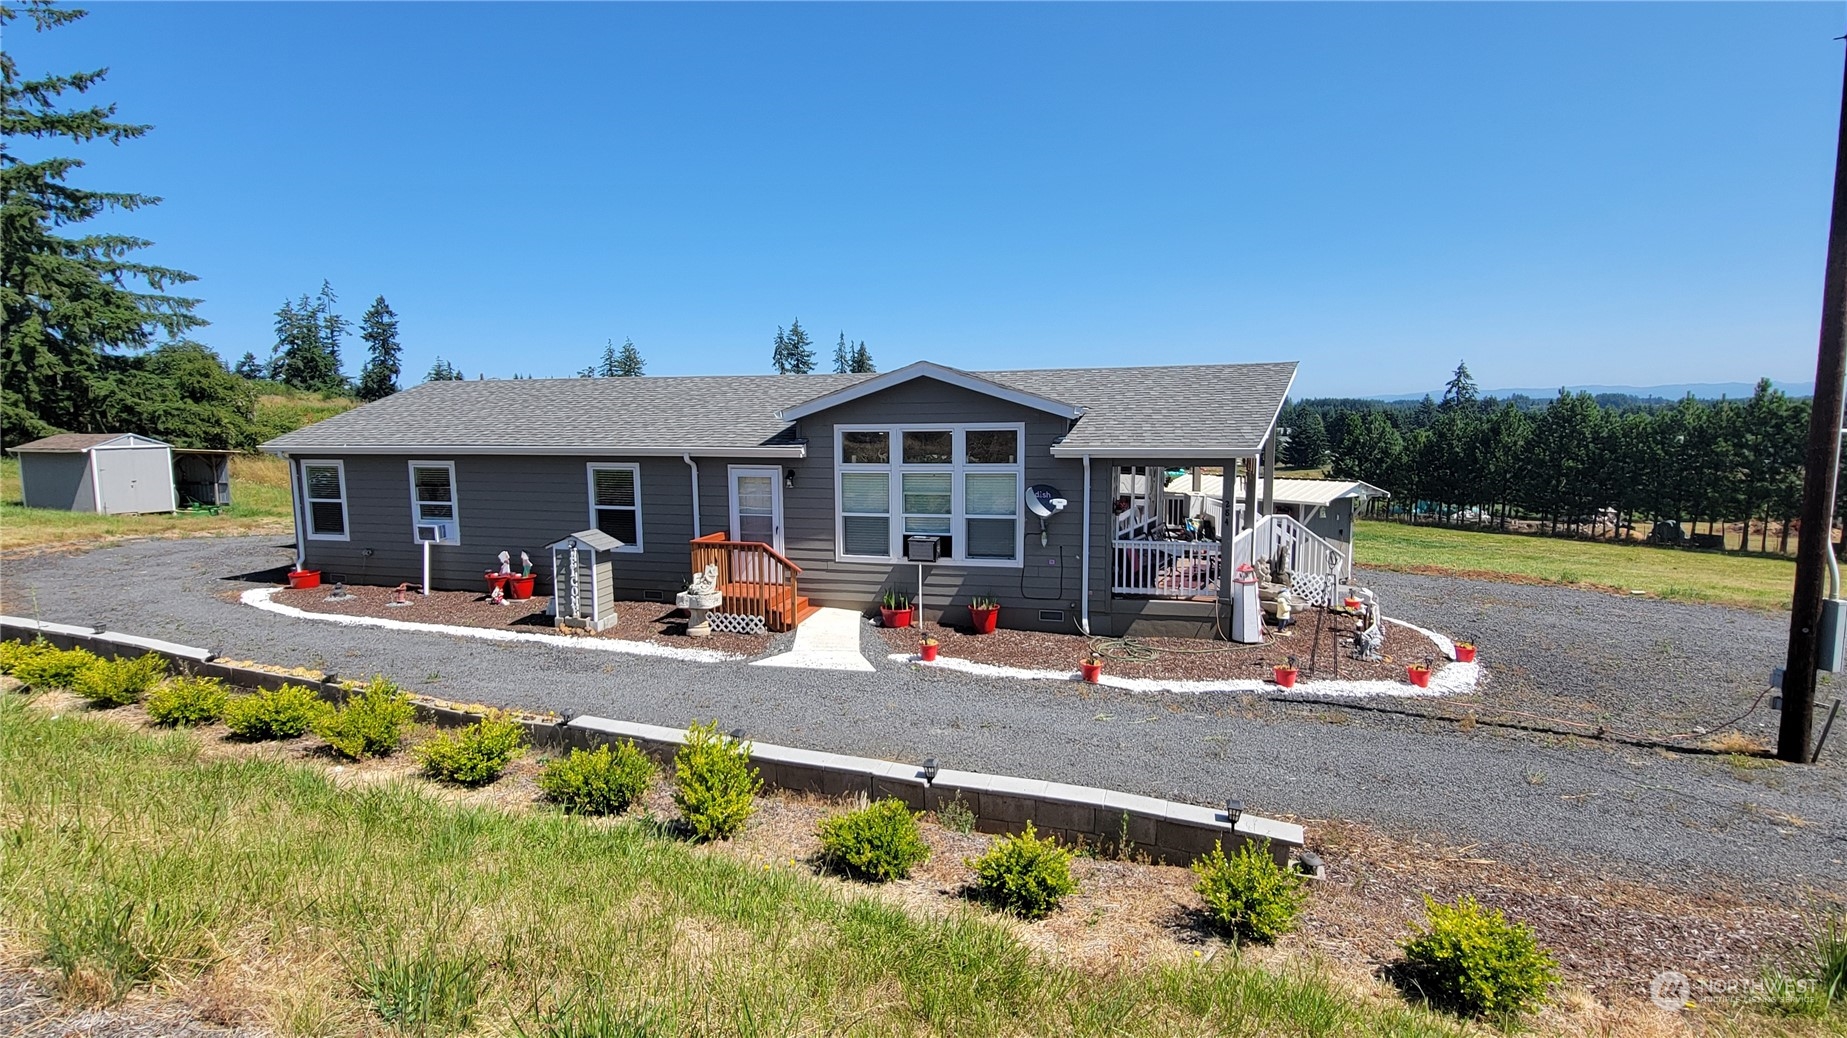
[[675, 564, 723, 637]]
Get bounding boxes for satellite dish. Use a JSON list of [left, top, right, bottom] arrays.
[[1027, 484, 1067, 518]]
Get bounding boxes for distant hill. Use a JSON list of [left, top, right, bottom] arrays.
[[1369, 380, 1812, 403]]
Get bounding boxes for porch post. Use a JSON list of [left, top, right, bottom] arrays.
[[1263, 436, 1277, 516], [1242, 456, 1259, 542]]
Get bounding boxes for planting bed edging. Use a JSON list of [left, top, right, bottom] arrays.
[[0, 616, 1304, 866], [240, 587, 740, 663]]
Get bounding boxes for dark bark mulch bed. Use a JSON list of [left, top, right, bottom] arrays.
[[874, 607, 1446, 685], [272, 583, 773, 657]]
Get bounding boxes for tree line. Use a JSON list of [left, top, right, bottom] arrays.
[[1285, 362, 1821, 554]]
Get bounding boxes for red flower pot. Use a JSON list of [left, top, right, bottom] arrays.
[[1273, 666, 1298, 688], [880, 607, 914, 629], [1454, 644, 1477, 663], [969, 606, 1000, 634], [1406, 666, 1431, 688], [485, 572, 510, 595], [920, 642, 940, 662], [1343, 597, 1362, 611], [286, 569, 321, 590], [1080, 661, 1103, 684], [505, 574, 536, 600]]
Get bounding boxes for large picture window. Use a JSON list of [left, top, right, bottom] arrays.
[[586, 463, 643, 552], [407, 461, 460, 543], [301, 460, 348, 540], [835, 425, 1024, 565]]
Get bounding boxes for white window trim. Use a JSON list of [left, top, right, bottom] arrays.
[[585, 462, 644, 553], [300, 459, 350, 542], [406, 460, 461, 545], [833, 423, 1026, 568]]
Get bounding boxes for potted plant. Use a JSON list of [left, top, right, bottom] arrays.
[[286, 568, 321, 590], [505, 551, 536, 600], [920, 636, 940, 662], [1406, 657, 1433, 688], [968, 595, 1001, 634], [1453, 640, 1478, 663], [1273, 654, 1299, 689], [880, 589, 914, 629], [1080, 655, 1103, 684], [1342, 595, 1363, 611]]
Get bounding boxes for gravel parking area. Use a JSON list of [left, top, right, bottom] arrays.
[[1, 537, 1842, 894]]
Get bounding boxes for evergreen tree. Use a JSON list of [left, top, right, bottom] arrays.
[[1441, 361, 1479, 411], [850, 341, 876, 373], [597, 339, 619, 377], [424, 357, 463, 382], [1283, 411, 1330, 469], [354, 295, 401, 401], [232, 352, 265, 380], [91, 342, 256, 449], [576, 365, 595, 378], [613, 337, 644, 376], [0, 1, 205, 445], [771, 318, 816, 374], [270, 282, 346, 392], [833, 332, 853, 373]]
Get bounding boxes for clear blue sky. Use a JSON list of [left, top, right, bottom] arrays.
[[13, 2, 1846, 396]]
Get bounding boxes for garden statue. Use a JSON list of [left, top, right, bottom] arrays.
[[519, 551, 533, 576], [388, 583, 413, 607], [497, 550, 512, 576], [1351, 589, 1384, 661], [676, 563, 724, 637], [489, 584, 507, 606]]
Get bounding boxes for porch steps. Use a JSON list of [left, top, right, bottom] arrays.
[[719, 582, 818, 633]]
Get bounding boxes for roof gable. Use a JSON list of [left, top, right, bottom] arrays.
[[10, 432, 169, 453], [775, 362, 1084, 422]]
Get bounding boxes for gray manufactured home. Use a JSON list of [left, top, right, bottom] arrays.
[[262, 360, 1345, 638]]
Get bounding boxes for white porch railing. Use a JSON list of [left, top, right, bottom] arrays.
[[1110, 514, 1347, 601], [1111, 538, 1222, 597]]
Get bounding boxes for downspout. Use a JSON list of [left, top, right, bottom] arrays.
[[683, 454, 702, 537], [287, 455, 306, 571], [1079, 454, 1092, 635]]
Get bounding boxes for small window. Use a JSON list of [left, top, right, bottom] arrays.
[[902, 430, 953, 465], [840, 471, 891, 557], [587, 464, 643, 551], [965, 429, 1019, 465], [964, 471, 1018, 560], [841, 430, 890, 465], [302, 460, 348, 540], [408, 461, 459, 543]]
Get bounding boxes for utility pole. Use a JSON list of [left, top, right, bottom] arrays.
[[1780, 37, 1847, 763]]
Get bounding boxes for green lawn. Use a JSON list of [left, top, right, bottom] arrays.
[[1354, 518, 1798, 612], [1, 454, 294, 553], [0, 695, 1466, 1038]]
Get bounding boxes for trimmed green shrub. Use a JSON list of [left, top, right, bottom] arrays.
[[672, 720, 762, 841], [71, 653, 169, 707], [1399, 895, 1561, 1020], [968, 822, 1077, 919], [537, 741, 655, 815], [1191, 839, 1308, 943], [10, 643, 99, 690], [416, 712, 527, 786], [314, 677, 416, 760], [818, 798, 931, 882], [222, 683, 332, 740], [0, 638, 56, 678], [144, 676, 230, 727]]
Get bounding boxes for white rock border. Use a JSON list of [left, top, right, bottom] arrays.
[[886, 617, 1481, 699], [241, 587, 742, 663]]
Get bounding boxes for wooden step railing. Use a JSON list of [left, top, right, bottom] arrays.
[[690, 533, 805, 631]]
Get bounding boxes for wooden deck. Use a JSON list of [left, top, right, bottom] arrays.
[[691, 532, 814, 632]]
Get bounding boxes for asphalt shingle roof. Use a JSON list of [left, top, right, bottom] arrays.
[[9, 433, 155, 453], [260, 361, 1296, 457]]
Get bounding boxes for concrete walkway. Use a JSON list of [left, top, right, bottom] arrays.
[[749, 606, 875, 672]]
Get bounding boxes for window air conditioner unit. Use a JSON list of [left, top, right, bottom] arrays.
[[415, 522, 453, 544]]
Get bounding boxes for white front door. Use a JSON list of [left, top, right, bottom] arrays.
[[729, 466, 784, 553]]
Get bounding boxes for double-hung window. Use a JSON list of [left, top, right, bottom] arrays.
[[836, 425, 1023, 565], [407, 461, 460, 543], [587, 463, 644, 552], [301, 460, 348, 540]]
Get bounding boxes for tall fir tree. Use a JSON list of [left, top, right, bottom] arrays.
[[771, 318, 816, 374], [597, 339, 620, 377], [232, 351, 265, 380], [354, 295, 401, 401], [0, 0, 204, 445], [850, 341, 875, 373], [613, 336, 644, 376], [269, 285, 345, 392], [832, 332, 853, 373], [424, 357, 463, 382], [1441, 360, 1480, 411], [1283, 411, 1330, 469]]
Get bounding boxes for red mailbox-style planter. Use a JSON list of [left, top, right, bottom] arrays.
[[286, 569, 321, 590], [505, 574, 536, 600], [969, 606, 1000, 634]]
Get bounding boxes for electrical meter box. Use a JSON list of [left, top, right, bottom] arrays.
[[1818, 598, 1847, 673]]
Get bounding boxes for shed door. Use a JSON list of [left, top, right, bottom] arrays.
[[93, 448, 174, 515]]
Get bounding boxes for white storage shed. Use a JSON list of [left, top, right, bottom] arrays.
[[10, 433, 178, 515]]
